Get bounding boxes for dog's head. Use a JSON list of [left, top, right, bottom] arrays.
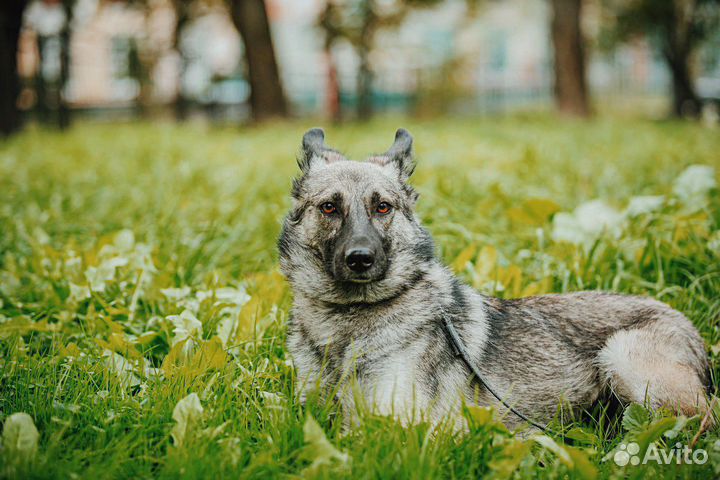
[[278, 128, 434, 305]]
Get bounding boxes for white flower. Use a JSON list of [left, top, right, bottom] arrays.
[[161, 287, 192, 300], [708, 231, 720, 255], [144, 366, 163, 379], [33, 226, 50, 245], [1, 412, 39, 463], [202, 287, 252, 347], [102, 349, 140, 389], [104, 257, 129, 269], [574, 200, 624, 237], [64, 252, 82, 274], [218, 437, 242, 466], [94, 390, 110, 404], [84, 257, 128, 292], [260, 391, 284, 407], [171, 393, 204, 447], [625, 195, 665, 217], [177, 297, 201, 314], [68, 282, 91, 303], [91, 230, 156, 284], [552, 200, 624, 248], [128, 243, 157, 273], [551, 212, 586, 246], [84, 266, 108, 292], [197, 287, 250, 307], [114, 229, 135, 252], [167, 310, 203, 346], [216, 316, 237, 348], [673, 165, 716, 210], [214, 287, 251, 306]]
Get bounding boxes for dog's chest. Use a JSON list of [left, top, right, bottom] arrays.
[[297, 305, 440, 413], [343, 331, 433, 416]]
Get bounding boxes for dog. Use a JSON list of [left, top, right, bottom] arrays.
[[278, 127, 712, 429]]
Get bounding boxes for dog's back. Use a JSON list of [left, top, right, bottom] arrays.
[[481, 292, 710, 423]]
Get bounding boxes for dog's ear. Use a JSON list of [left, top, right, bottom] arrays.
[[298, 128, 344, 173], [368, 128, 415, 181]]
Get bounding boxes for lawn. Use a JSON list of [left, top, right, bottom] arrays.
[[1, 116, 719, 479]]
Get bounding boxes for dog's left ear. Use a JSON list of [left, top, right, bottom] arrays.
[[368, 128, 415, 181]]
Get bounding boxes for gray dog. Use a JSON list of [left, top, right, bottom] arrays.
[[279, 128, 711, 429]]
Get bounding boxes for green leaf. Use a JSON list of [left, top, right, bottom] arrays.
[[663, 416, 688, 439], [622, 403, 650, 434], [532, 435, 597, 480], [488, 440, 531, 480], [299, 415, 349, 474], [533, 435, 571, 464], [465, 405, 494, 427], [452, 243, 477, 272], [565, 445, 598, 480], [634, 417, 678, 455], [507, 198, 561, 226], [465, 405, 508, 434], [564, 427, 598, 445]]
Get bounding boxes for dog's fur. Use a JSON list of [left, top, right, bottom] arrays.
[[279, 128, 711, 429]]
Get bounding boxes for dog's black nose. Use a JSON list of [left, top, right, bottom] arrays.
[[345, 248, 374, 273]]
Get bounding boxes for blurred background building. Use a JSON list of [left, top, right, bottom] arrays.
[[2, 0, 719, 132]]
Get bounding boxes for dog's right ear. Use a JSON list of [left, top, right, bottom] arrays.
[[298, 128, 344, 174]]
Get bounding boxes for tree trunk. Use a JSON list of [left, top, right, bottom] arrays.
[[35, 35, 50, 124], [172, 0, 190, 121], [356, 0, 375, 120], [661, 3, 700, 119], [357, 47, 373, 120], [665, 52, 700, 118], [0, 0, 27, 136], [228, 0, 287, 121], [550, 0, 590, 117], [58, 0, 73, 130], [325, 49, 341, 123]]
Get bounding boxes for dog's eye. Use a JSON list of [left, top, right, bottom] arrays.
[[376, 202, 392, 214], [320, 202, 337, 215]]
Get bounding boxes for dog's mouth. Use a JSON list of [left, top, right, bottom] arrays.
[[334, 268, 388, 287], [345, 277, 374, 284]]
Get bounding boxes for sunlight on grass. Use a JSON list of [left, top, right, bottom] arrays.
[[1, 116, 719, 478]]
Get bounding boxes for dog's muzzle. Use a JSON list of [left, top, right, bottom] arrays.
[[334, 235, 387, 283], [345, 247, 375, 274]]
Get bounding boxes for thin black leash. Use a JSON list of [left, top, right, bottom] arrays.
[[440, 314, 562, 437]]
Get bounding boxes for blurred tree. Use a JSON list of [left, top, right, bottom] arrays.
[[318, 0, 470, 120], [318, 1, 342, 122], [123, 0, 193, 118], [28, 0, 77, 130], [128, 36, 152, 117], [550, 0, 591, 117], [605, 0, 720, 117], [227, 0, 287, 121], [0, 0, 28, 136], [58, 0, 75, 129], [171, 0, 194, 120]]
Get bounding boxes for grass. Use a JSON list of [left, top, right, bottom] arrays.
[[1, 115, 719, 479]]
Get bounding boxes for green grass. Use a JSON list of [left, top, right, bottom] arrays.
[[1, 116, 719, 479]]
